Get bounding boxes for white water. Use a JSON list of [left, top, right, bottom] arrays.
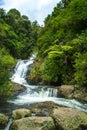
[[4, 119, 13, 130], [9, 56, 87, 113]]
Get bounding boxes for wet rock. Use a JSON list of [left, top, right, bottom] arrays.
[[52, 107, 87, 130], [0, 113, 8, 129], [12, 108, 31, 120], [10, 116, 55, 130]]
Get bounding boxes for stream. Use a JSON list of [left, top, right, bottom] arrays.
[[1, 56, 87, 130]]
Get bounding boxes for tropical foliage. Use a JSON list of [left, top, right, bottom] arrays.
[[30, 0, 87, 86]]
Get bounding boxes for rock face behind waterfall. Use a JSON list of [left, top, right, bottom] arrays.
[[11, 83, 26, 97]]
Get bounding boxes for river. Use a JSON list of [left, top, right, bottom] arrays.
[[1, 56, 87, 130]]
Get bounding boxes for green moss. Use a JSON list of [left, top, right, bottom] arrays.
[[11, 117, 55, 130], [0, 113, 8, 128]]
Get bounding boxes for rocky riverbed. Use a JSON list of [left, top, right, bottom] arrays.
[[8, 85, 87, 130], [1, 101, 87, 130]]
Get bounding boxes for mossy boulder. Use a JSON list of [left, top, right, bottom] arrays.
[[10, 116, 55, 130], [52, 107, 87, 130], [12, 108, 31, 120], [0, 113, 8, 129]]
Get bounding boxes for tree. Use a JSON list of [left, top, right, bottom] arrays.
[[6, 9, 21, 27], [74, 53, 87, 86], [0, 8, 6, 19], [33, 0, 87, 86], [61, 0, 71, 8], [0, 48, 15, 98], [0, 8, 39, 59]]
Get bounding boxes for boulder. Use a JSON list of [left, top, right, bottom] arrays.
[[10, 116, 55, 130], [12, 83, 26, 97], [12, 108, 31, 120], [52, 107, 87, 130], [58, 85, 87, 103], [58, 85, 74, 98], [0, 113, 8, 129]]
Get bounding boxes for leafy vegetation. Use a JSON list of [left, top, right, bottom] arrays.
[[0, 0, 87, 98], [30, 0, 87, 86], [0, 48, 15, 97], [0, 8, 39, 97]]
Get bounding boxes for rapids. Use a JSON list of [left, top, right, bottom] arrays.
[[9, 56, 87, 113]]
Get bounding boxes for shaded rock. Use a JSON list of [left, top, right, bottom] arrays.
[[0, 113, 8, 129], [52, 107, 87, 130], [10, 116, 55, 130], [31, 101, 59, 109], [30, 101, 60, 116], [11, 83, 26, 97], [58, 85, 75, 98], [12, 108, 31, 120], [31, 108, 48, 117], [73, 87, 87, 103]]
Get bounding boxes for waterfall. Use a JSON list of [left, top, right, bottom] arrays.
[[9, 56, 87, 113], [47, 88, 58, 97], [10, 56, 58, 99], [11, 58, 33, 85]]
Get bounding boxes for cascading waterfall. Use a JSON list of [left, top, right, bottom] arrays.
[[9, 56, 87, 113], [11, 58, 33, 85]]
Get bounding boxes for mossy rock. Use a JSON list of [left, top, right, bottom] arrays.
[[73, 87, 87, 103], [0, 113, 8, 129], [52, 107, 87, 130], [12, 108, 31, 120], [10, 116, 55, 130]]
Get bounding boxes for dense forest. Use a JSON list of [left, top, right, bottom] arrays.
[[0, 0, 87, 98], [29, 0, 87, 86]]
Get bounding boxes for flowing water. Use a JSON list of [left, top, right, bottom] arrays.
[[2, 56, 87, 130], [9, 56, 87, 112]]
